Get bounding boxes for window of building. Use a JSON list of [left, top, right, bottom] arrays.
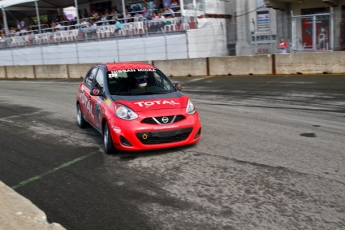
[[257, 11, 270, 31], [301, 7, 328, 24]]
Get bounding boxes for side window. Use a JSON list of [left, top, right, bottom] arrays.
[[84, 68, 98, 88], [94, 69, 104, 90], [153, 72, 172, 90]]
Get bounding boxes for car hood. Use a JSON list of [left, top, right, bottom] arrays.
[[111, 92, 188, 112]]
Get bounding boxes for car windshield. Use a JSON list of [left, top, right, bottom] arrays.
[[106, 69, 176, 96]]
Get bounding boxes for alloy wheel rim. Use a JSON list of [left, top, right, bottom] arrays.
[[77, 107, 81, 124], [104, 128, 108, 147]]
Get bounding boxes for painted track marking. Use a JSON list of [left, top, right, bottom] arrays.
[[12, 151, 98, 190]]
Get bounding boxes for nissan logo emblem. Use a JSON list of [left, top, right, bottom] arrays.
[[162, 117, 169, 124]]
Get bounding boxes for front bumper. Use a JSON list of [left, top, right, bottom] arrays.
[[108, 110, 202, 151]]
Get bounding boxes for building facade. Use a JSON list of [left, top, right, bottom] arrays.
[[265, 0, 345, 52], [226, 0, 345, 55], [227, 0, 278, 56]]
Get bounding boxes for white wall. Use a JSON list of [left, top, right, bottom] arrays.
[[0, 35, 188, 66], [187, 18, 227, 58], [204, 0, 229, 15]]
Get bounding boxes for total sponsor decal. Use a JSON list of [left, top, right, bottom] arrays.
[[134, 100, 180, 108]]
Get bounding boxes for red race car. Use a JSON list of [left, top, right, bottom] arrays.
[[76, 62, 202, 153]]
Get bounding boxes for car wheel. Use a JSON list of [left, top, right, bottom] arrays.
[[103, 122, 116, 154], [77, 104, 87, 128]]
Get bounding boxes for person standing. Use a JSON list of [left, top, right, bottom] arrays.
[[163, 0, 171, 7], [277, 37, 287, 54], [155, 0, 164, 10], [115, 18, 122, 32], [17, 20, 22, 30]]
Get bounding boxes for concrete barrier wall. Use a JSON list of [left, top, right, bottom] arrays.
[[276, 52, 345, 74], [2, 52, 345, 79], [68, 64, 97, 79], [6, 66, 35, 79], [209, 55, 272, 76], [0, 62, 151, 79], [153, 58, 207, 77], [35, 65, 68, 79], [0, 66, 5, 79]]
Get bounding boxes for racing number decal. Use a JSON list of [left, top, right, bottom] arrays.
[[93, 98, 103, 128], [79, 87, 105, 129], [86, 101, 95, 119], [79, 89, 95, 119]]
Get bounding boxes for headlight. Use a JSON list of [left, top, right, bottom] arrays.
[[115, 104, 138, 120], [186, 99, 196, 114]]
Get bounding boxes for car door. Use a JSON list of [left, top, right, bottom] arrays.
[[80, 67, 98, 123], [89, 67, 105, 130]]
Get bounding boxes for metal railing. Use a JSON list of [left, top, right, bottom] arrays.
[[0, 16, 197, 49]]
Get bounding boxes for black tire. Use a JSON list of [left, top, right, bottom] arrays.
[[77, 103, 87, 128], [103, 122, 116, 154]]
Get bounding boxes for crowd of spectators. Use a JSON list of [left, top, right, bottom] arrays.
[[0, 0, 182, 39]]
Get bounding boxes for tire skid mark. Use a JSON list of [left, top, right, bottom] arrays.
[[0, 111, 43, 121], [191, 150, 345, 186], [127, 150, 345, 229]]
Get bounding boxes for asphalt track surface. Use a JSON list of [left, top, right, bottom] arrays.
[[0, 75, 344, 230]]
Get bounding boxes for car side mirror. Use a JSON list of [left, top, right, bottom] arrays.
[[174, 83, 182, 91], [90, 88, 104, 96]]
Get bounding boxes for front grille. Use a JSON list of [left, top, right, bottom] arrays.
[[141, 118, 157, 124], [174, 115, 185, 122], [136, 128, 192, 144], [141, 115, 186, 125]]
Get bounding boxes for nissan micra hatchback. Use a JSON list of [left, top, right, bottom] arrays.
[[77, 62, 202, 153]]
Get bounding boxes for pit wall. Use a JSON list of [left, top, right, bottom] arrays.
[[1, 52, 345, 79]]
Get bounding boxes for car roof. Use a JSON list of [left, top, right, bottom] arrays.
[[105, 62, 156, 71]]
